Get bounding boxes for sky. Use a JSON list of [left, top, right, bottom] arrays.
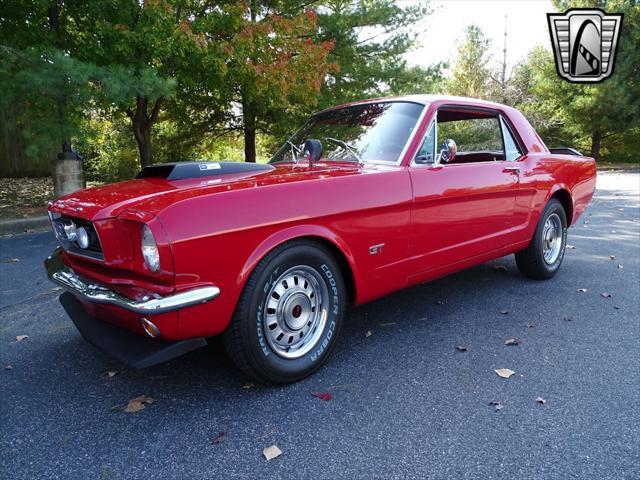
[[405, 0, 556, 74]]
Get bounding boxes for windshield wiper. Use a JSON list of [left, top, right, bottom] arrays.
[[286, 140, 302, 163], [325, 137, 363, 165]]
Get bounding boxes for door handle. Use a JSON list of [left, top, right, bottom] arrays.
[[502, 165, 520, 173]]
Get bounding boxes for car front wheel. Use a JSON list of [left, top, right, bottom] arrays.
[[515, 198, 568, 280], [223, 240, 346, 384]]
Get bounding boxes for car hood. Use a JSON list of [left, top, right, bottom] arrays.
[[49, 162, 368, 221]]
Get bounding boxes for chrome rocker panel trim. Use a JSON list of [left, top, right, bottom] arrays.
[[45, 248, 220, 315]]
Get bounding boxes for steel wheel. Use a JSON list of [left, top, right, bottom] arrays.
[[542, 212, 563, 264], [263, 265, 329, 359]]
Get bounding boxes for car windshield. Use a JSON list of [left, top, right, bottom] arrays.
[[270, 101, 425, 164]]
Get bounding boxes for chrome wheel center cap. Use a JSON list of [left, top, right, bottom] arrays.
[[283, 293, 311, 331]]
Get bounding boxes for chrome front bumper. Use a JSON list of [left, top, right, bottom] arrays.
[[45, 248, 220, 315]]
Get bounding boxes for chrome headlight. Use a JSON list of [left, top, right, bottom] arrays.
[[141, 225, 160, 272], [76, 226, 90, 249]]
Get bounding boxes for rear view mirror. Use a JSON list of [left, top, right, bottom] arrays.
[[303, 139, 323, 164]]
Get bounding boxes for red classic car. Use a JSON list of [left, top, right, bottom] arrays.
[[45, 95, 596, 384]]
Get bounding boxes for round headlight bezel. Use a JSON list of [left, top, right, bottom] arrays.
[[141, 225, 160, 272]]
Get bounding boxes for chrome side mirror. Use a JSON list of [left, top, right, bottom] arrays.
[[438, 139, 457, 163]]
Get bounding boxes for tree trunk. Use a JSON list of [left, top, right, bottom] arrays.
[[243, 99, 257, 163], [590, 130, 602, 162], [135, 128, 152, 168], [128, 96, 162, 169]]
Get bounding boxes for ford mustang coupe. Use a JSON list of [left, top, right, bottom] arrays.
[[45, 95, 596, 384]]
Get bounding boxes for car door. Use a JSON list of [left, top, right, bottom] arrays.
[[408, 106, 523, 279]]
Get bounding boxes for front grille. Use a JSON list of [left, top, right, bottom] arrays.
[[50, 213, 104, 260]]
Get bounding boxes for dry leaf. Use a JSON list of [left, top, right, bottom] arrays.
[[311, 392, 332, 401], [123, 395, 155, 413], [500, 309, 509, 315], [617, 264, 624, 269], [263, 445, 282, 461], [210, 432, 226, 444], [563, 316, 573, 322], [4, 365, 13, 370], [2, 258, 20, 263], [504, 338, 522, 346], [15, 335, 28, 341], [51, 286, 63, 292], [495, 368, 515, 379], [526, 324, 535, 329], [489, 400, 504, 411], [567, 245, 576, 249], [601, 292, 612, 298], [106, 371, 118, 378], [535, 397, 547, 405], [493, 265, 508, 272], [456, 345, 468, 352], [242, 383, 255, 390], [365, 330, 372, 337], [609, 255, 616, 260], [577, 288, 587, 293], [435, 300, 444, 305]]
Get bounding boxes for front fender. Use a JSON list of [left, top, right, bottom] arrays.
[[236, 224, 361, 303]]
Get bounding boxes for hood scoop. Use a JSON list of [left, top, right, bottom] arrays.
[[136, 161, 274, 181]]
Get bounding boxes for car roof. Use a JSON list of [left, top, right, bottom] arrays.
[[315, 95, 509, 115]]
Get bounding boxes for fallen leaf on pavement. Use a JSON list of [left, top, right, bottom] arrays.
[[563, 316, 572, 322], [504, 338, 522, 346], [104, 371, 118, 378], [51, 287, 63, 292], [489, 400, 504, 411], [242, 382, 255, 390], [500, 309, 509, 315], [123, 395, 155, 413], [617, 264, 624, 269], [495, 368, 515, 379], [15, 335, 28, 341], [567, 245, 576, 249], [365, 330, 372, 337], [2, 258, 20, 263], [456, 345, 468, 352], [609, 255, 616, 260], [5, 365, 13, 370], [526, 324, 535, 329], [535, 397, 547, 405], [263, 445, 282, 461], [493, 265, 508, 272], [601, 292, 612, 298], [210, 432, 226, 444], [311, 392, 332, 401], [577, 288, 587, 293], [435, 300, 444, 305]]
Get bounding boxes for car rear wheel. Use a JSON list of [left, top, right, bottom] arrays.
[[515, 198, 568, 280], [223, 240, 346, 384]]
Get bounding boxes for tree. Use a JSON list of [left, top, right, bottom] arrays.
[[317, 0, 441, 109], [225, 2, 336, 162], [448, 25, 491, 99]]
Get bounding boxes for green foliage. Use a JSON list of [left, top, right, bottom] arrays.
[[448, 25, 492, 99]]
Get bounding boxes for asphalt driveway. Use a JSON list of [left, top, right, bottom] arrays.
[[1, 170, 638, 479]]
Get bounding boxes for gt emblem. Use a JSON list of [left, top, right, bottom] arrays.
[[547, 8, 623, 83], [369, 243, 384, 255]]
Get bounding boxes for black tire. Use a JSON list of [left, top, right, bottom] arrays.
[[223, 240, 346, 384], [515, 198, 568, 280]]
